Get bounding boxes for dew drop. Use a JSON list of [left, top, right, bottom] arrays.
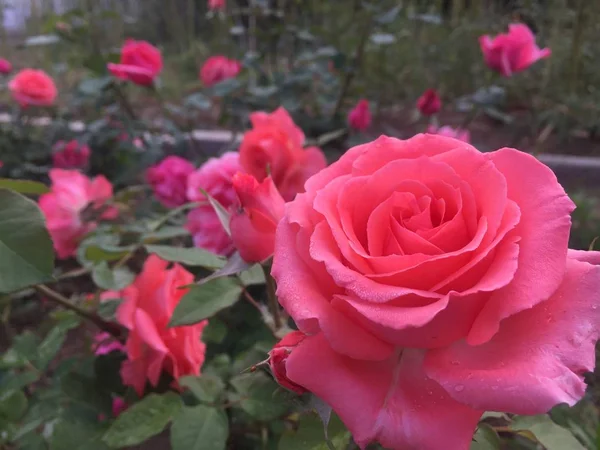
[[454, 385, 465, 392], [450, 360, 460, 366], [592, 305, 598, 310]]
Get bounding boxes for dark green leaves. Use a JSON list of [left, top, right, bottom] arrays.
[[0, 179, 49, 195], [169, 277, 242, 327], [278, 413, 350, 450], [102, 393, 183, 448], [170, 405, 229, 450], [0, 189, 54, 293], [92, 262, 134, 291], [180, 374, 226, 403], [230, 372, 290, 421], [145, 245, 226, 269]]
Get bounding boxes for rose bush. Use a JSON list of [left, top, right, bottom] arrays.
[[271, 134, 600, 449]]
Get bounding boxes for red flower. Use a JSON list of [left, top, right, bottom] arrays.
[[108, 40, 163, 86], [347, 99, 371, 131], [52, 140, 91, 169], [200, 56, 241, 87], [147, 156, 195, 208], [416, 89, 441, 116], [0, 58, 12, 74], [9, 69, 57, 107]]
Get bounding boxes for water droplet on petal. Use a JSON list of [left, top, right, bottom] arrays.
[[454, 385, 465, 392]]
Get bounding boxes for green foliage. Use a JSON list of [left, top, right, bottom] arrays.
[[0, 188, 54, 293], [170, 405, 229, 450], [278, 413, 351, 450], [145, 244, 226, 269]]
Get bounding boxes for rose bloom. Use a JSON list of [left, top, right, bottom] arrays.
[[39, 169, 117, 259], [271, 134, 600, 450], [108, 39, 163, 86], [230, 173, 285, 263], [186, 152, 241, 255], [116, 255, 208, 395], [427, 125, 470, 143], [0, 58, 12, 74], [52, 140, 91, 169], [9, 69, 57, 107], [480, 23, 551, 77], [147, 156, 195, 208], [200, 55, 241, 87], [239, 107, 327, 201], [347, 99, 371, 132], [208, 0, 225, 10], [416, 88, 441, 116]]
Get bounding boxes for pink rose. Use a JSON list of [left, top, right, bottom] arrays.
[[147, 156, 195, 208], [9, 69, 57, 107], [108, 39, 163, 86], [93, 332, 125, 356], [116, 255, 208, 395], [480, 23, 551, 77], [52, 140, 91, 169], [0, 58, 12, 74], [39, 170, 117, 259], [230, 173, 285, 263], [268, 331, 307, 395], [427, 125, 470, 143], [186, 152, 241, 255], [347, 99, 371, 131], [208, 0, 225, 10], [239, 107, 327, 201], [199, 55, 241, 87], [416, 88, 441, 116], [271, 134, 600, 449]]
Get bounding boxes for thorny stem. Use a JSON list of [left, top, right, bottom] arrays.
[[262, 265, 282, 330], [34, 284, 125, 342], [57, 266, 91, 281]]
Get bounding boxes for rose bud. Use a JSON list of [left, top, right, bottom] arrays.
[[268, 331, 307, 394]]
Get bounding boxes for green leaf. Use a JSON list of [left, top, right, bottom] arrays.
[[230, 372, 290, 421], [198, 189, 231, 236], [0, 371, 39, 392], [50, 420, 110, 450], [0, 332, 39, 369], [184, 93, 212, 111], [78, 77, 112, 96], [92, 262, 134, 291], [170, 405, 228, 450], [209, 78, 242, 97], [0, 189, 54, 293], [470, 424, 501, 450], [511, 415, 586, 450], [0, 179, 49, 195], [97, 299, 122, 321], [204, 252, 252, 283], [60, 372, 112, 414], [16, 432, 46, 450], [37, 321, 78, 370], [169, 277, 242, 327], [203, 318, 227, 344], [145, 245, 226, 269], [142, 226, 189, 242], [180, 374, 226, 403], [278, 413, 351, 450], [85, 245, 134, 263], [0, 390, 28, 421], [238, 264, 265, 286], [103, 393, 183, 448]]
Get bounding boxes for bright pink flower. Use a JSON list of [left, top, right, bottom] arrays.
[[347, 99, 371, 131], [269, 331, 307, 394], [116, 255, 208, 396], [416, 88, 441, 116], [52, 140, 91, 169], [0, 58, 12, 74], [230, 173, 285, 263], [112, 398, 128, 417], [239, 107, 327, 201], [39, 170, 117, 259], [427, 125, 470, 143], [186, 152, 241, 255], [199, 56, 241, 87], [271, 134, 600, 449], [147, 156, 195, 208], [208, 0, 225, 10], [9, 69, 57, 107], [93, 332, 125, 356], [108, 40, 163, 86], [480, 23, 551, 77]]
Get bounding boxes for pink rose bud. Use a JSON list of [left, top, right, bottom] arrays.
[[347, 99, 371, 131], [112, 397, 128, 417], [427, 125, 471, 143], [480, 23, 551, 77], [108, 39, 163, 86], [269, 331, 307, 394], [208, 0, 225, 10], [0, 58, 12, 74], [147, 156, 195, 208], [199, 55, 241, 87], [230, 173, 285, 263], [52, 140, 91, 169], [416, 88, 441, 116]]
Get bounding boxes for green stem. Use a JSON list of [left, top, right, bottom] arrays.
[[262, 265, 282, 330]]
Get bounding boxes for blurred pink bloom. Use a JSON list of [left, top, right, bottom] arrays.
[[9, 69, 57, 107], [479, 23, 551, 77], [93, 332, 125, 356], [347, 99, 371, 131], [427, 125, 471, 143], [52, 140, 91, 169], [108, 39, 163, 86], [230, 173, 285, 263], [112, 397, 128, 417], [39, 170, 117, 259], [416, 89, 441, 116], [200, 56, 241, 87], [208, 0, 225, 10], [0, 58, 12, 74], [147, 156, 195, 208], [116, 255, 207, 395], [186, 152, 241, 255]]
